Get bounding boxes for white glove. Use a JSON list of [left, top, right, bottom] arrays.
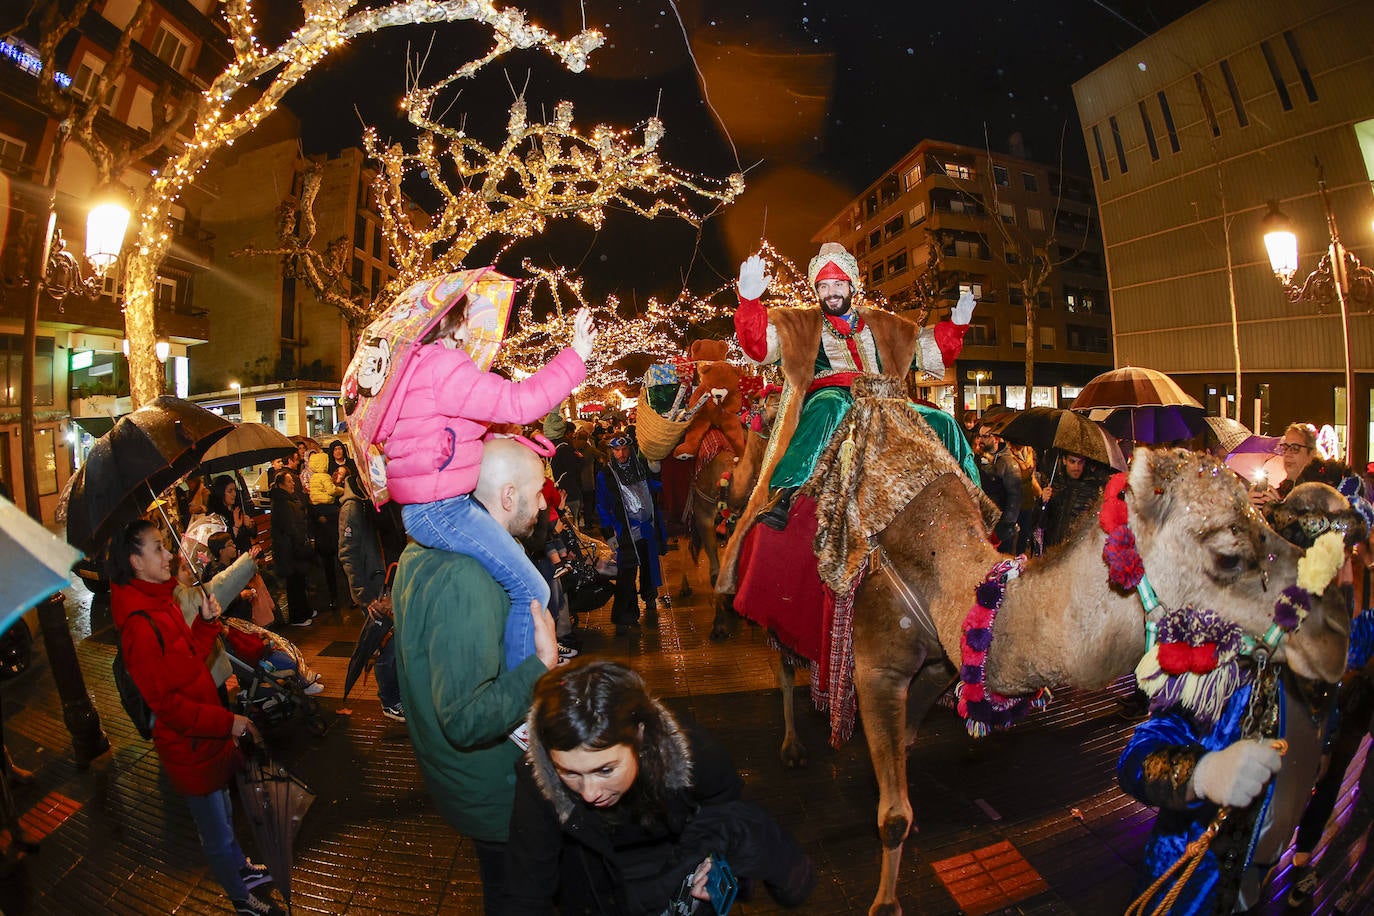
[[952, 289, 976, 325], [571, 307, 597, 362], [738, 254, 771, 301], [1191, 739, 1282, 808]]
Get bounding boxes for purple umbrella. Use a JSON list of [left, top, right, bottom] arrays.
[[1102, 405, 1207, 444]]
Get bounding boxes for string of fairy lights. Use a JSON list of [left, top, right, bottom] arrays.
[[361, 90, 745, 303]]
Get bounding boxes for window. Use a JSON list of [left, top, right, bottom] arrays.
[[1021, 172, 1038, 192], [1040, 327, 1055, 350], [959, 282, 983, 300], [1153, 91, 1179, 154], [1109, 115, 1129, 173], [155, 276, 177, 307], [70, 60, 117, 109], [371, 222, 382, 259], [870, 262, 885, 283], [351, 256, 363, 289], [1067, 325, 1111, 353], [865, 193, 879, 218], [887, 251, 908, 276], [967, 319, 996, 346], [908, 202, 927, 224], [1138, 100, 1160, 160], [884, 214, 904, 239], [880, 174, 901, 206], [1026, 208, 1044, 231], [855, 237, 867, 256], [0, 335, 54, 406], [1284, 31, 1318, 102], [354, 214, 366, 248], [149, 23, 190, 71], [869, 229, 882, 251], [1091, 124, 1109, 181], [945, 235, 987, 260], [1011, 325, 1027, 348], [1008, 287, 1024, 306], [902, 164, 921, 190], [1260, 40, 1293, 111], [993, 165, 1009, 187], [1038, 290, 1052, 309], [0, 132, 25, 168], [998, 202, 1016, 225], [1193, 73, 1221, 137], [1219, 60, 1248, 127], [941, 161, 975, 180]]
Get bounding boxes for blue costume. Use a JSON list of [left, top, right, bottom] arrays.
[[1118, 670, 1326, 914]]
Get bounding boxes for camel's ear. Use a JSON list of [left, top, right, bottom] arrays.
[[1126, 447, 1188, 527]]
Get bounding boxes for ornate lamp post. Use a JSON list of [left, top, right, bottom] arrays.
[[19, 150, 128, 765], [1261, 166, 1374, 462]]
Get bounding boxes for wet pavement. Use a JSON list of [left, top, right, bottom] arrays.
[[1, 542, 1372, 915]]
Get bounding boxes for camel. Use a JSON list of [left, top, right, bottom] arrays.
[[765, 447, 1353, 915], [678, 427, 768, 638]]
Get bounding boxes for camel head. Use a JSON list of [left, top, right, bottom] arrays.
[[1125, 448, 1352, 683]]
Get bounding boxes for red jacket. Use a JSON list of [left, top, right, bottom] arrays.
[[112, 577, 241, 795]]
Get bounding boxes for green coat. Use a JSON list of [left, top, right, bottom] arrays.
[[392, 542, 547, 841]]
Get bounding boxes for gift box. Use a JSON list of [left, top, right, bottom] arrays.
[[645, 362, 679, 387]]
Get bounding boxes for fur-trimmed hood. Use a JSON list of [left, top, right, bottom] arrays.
[[524, 696, 695, 825]]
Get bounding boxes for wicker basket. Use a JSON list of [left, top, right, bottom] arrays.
[[635, 384, 690, 460]]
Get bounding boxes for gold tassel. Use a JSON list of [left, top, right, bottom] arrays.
[[839, 426, 857, 481]]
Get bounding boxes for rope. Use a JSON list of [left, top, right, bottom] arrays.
[[1125, 809, 1229, 916]]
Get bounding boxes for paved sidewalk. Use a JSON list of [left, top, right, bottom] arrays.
[[1, 543, 1371, 915]]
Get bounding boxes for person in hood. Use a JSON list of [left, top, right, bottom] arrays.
[[306, 450, 345, 608], [108, 519, 282, 916], [387, 298, 598, 671], [506, 659, 815, 915]]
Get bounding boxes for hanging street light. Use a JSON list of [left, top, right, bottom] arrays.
[[1261, 163, 1374, 463]]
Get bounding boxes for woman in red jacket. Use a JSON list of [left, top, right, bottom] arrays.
[[109, 519, 282, 916]]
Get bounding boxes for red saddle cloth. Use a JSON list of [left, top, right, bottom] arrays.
[[734, 495, 829, 668]]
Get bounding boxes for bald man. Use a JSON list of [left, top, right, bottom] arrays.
[[392, 438, 559, 914]]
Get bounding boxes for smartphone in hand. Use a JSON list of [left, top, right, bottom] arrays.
[[705, 855, 738, 915]]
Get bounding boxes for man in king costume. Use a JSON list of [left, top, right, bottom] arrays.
[[716, 241, 978, 599]]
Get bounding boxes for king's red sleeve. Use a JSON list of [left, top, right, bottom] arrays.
[[933, 319, 969, 367], [735, 294, 770, 362]]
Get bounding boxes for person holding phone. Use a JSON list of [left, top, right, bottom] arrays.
[[505, 659, 814, 915]]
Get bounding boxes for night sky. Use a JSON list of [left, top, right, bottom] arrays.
[[276, 0, 1208, 304]]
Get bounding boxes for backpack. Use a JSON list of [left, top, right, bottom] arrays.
[[112, 610, 164, 740]]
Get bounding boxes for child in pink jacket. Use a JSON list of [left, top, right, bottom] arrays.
[[388, 300, 597, 670]]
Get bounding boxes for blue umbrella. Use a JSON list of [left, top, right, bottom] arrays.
[[0, 496, 83, 632], [1102, 404, 1207, 444]]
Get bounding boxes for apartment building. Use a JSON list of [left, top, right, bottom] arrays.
[[814, 138, 1114, 415]]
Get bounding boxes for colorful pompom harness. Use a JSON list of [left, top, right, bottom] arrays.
[[955, 471, 1343, 738]]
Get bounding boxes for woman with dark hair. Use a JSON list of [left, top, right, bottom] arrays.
[[506, 659, 814, 915], [107, 519, 282, 916], [206, 475, 255, 554]]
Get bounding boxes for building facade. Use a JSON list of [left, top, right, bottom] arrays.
[[0, 0, 223, 520], [192, 127, 424, 442], [813, 138, 1114, 415], [1072, 0, 1374, 463]]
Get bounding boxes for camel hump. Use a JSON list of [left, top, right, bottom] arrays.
[[878, 472, 989, 561]]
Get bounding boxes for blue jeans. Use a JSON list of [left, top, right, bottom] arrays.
[[403, 494, 550, 670], [374, 637, 401, 707], [183, 788, 249, 900]]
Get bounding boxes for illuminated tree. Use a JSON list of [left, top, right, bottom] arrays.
[[24, 0, 605, 408]]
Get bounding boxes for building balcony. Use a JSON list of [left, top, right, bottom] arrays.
[[35, 291, 208, 342]]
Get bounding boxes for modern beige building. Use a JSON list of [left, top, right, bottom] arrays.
[[813, 139, 1114, 415], [1072, 0, 1374, 463]]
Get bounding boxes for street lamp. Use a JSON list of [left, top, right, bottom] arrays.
[[1261, 165, 1374, 460], [230, 381, 244, 421]]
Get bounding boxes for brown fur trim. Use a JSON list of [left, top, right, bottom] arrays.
[[803, 378, 1000, 595]]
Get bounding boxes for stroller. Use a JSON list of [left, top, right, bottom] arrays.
[[551, 510, 617, 618], [221, 618, 329, 737]]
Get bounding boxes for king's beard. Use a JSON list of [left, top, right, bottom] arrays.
[[819, 291, 853, 317]]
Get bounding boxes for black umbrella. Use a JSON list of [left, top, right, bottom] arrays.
[[342, 608, 393, 700], [59, 397, 234, 553], [997, 407, 1127, 471], [235, 744, 315, 910], [199, 422, 297, 474]]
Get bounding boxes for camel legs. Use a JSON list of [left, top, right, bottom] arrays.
[[855, 655, 917, 916], [777, 653, 808, 768]]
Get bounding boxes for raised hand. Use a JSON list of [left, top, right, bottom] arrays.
[[952, 288, 977, 325], [572, 307, 598, 361], [738, 254, 771, 300]]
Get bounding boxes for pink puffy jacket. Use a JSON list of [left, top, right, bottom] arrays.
[[382, 343, 585, 505]]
